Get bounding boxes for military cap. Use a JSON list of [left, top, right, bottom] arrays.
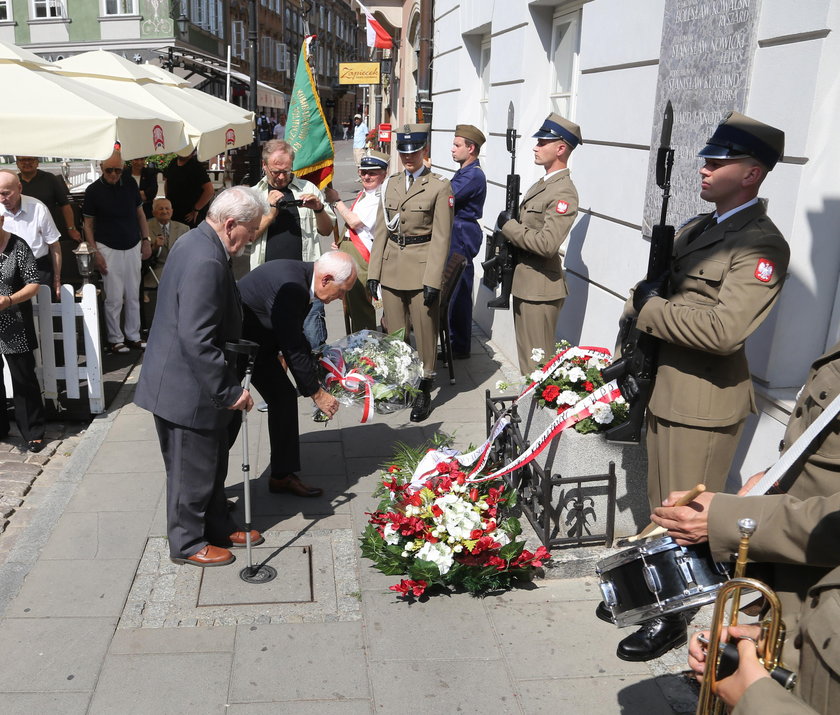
[[532, 113, 583, 148], [396, 123, 430, 153], [698, 111, 784, 170], [454, 124, 486, 147], [359, 150, 390, 170]]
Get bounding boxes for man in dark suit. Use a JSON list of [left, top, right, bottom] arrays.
[[236, 252, 357, 498], [134, 186, 267, 568]]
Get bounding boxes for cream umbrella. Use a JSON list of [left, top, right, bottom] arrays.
[[0, 41, 188, 160], [56, 50, 255, 161]]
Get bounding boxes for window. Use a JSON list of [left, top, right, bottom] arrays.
[[274, 42, 287, 72], [32, 0, 64, 18], [478, 37, 491, 135], [0, 0, 11, 21], [549, 9, 581, 118], [103, 0, 136, 14], [231, 20, 245, 59]]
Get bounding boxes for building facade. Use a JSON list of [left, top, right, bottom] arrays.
[[429, 0, 840, 481]]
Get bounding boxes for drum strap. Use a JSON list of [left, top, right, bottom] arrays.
[[743, 392, 840, 496]]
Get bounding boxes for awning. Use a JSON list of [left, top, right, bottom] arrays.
[[157, 48, 286, 112]]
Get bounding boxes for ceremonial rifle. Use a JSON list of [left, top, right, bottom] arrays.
[[602, 100, 675, 443], [481, 102, 520, 309]]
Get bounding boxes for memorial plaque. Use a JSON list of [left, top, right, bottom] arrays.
[[643, 0, 763, 234]]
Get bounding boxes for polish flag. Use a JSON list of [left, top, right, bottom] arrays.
[[357, 1, 394, 49]]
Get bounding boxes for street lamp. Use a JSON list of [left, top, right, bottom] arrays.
[[176, 13, 189, 37], [72, 242, 97, 287]]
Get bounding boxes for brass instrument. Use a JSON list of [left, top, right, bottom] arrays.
[[695, 518, 797, 715]]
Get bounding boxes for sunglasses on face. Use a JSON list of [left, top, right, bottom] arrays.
[[103, 168, 123, 175]]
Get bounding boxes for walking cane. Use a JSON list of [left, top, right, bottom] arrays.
[[225, 339, 277, 584]]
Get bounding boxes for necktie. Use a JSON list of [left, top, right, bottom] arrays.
[[163, 223, 169, 240], [687, 214, 716, 244], [407, 173, 414, 190]]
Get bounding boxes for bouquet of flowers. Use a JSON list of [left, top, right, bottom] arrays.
[[526, 341, 628, 434], [361, 436, 550, 599], [315, 329, 423, 422]]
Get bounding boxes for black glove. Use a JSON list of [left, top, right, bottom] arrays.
[[616, 316, 634, 351], [423, 285, 440, 306], [367, 279, 380, 299], [632, 274, 667, 313], [496, 209, 513, 230], [618, 375, 641, 403]]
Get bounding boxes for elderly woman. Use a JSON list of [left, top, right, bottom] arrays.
[[0, 213, 46, 452]]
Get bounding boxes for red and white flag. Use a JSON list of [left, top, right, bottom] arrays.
[[357, 1, 394, 49]]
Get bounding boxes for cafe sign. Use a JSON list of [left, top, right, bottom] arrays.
[[339, 62, 381, 85]]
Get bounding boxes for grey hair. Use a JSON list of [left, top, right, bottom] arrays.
[[262, 139, 295, 163], [207, 186, 268, 224], [315, 251, 356, 284]]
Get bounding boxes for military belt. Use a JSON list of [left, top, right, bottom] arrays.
[[389, 233, 431, 248]]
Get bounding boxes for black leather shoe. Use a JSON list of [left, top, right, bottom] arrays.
[[410, 378, 433, 422], [595, 601, 614, 624], [616, 615, 687, 662]]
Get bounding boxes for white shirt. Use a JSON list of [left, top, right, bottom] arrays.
[[0, 194, 60, 259], [714, 197, 759, 224], [347, 188, 381, 253]]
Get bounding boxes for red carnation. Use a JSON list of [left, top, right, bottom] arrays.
[[542, 384, 561, 402], [583, 381, 595, 392]]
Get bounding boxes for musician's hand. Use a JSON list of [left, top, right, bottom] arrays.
[[496, 209, 513, 230], [423, 285, 440, 307], [714, 628, 771, 707], [688, 629, 714, 680], [632, 274, 668, 312], [651, 491, 715, 545], [738, 470, 767, 496]]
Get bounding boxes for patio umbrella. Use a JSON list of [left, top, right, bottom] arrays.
[[56, 51, 255, 161], [0, 41, 187, 160]]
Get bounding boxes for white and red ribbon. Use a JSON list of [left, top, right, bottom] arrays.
[[319, 348, 376, 423]]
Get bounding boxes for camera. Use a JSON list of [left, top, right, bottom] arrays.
[[272, 199, 304, 209]]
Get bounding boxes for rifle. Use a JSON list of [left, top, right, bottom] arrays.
[[481, 102, 519, 310], [602, 100, 676, 443]]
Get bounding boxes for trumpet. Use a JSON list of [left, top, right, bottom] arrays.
[[695, 518, 796, 715]]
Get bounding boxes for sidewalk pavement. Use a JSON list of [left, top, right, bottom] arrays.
[[0, 143, 691, 713]]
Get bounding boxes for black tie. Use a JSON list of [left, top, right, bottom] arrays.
[[688, 214, 716, 243]]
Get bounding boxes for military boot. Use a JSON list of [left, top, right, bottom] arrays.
[[410, 378, 434, 422]]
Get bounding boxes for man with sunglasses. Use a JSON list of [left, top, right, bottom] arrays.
[[324, 150, 390, 331], [82, 151, 152, 354], [250, 140, 335, 348], [496, 113, 582, 375]]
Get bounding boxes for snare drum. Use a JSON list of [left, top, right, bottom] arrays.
[[595, 536, 730, 627]]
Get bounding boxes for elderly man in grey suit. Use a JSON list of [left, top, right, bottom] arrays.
[[135, 187, 268, 567]]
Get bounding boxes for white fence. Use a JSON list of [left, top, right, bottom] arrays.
[[32, 284, 103, 414]]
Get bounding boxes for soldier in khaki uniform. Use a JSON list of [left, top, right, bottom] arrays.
[[608, 112, 790, 662], [367, 124, 453, 422], [497, 113, 581, 375], [651, 341, 840, 673]]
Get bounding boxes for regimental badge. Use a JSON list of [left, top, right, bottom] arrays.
[[755, 258, 775, 282], [556, 200, 569, 214], [448, 195, 454, 208], [152, 124, 165, 151]]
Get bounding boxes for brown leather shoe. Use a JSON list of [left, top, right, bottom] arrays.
[[228, 530, 265, 547], [269, 473, 323, 498], [171, 544, 234, 567]]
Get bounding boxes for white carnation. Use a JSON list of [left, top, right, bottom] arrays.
[[531, 348, 545, 363], [530, 370, 544, 382], [559, 390, 580, 405], [592, 402, 615, 424], [566, 366, 587, 383]]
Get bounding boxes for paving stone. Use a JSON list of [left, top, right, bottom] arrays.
[[230, 622, 369, 702], [227, 700, 373, 714], [362, 588, 498, 662], [39, 510, 155, 561], [0, 461, 42, 474], [64, 470, 163, 513], [88, 652, 233, 715], [0, 692, 92, 714], [370, 659, 519, 713], [0, 481, 31, 498], [7, 558, 139, 618], [0, 616, 117, 692], [518, 673, 678, 714]]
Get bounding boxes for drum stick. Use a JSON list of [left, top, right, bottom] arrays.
[[624, 484, 706, 543]]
